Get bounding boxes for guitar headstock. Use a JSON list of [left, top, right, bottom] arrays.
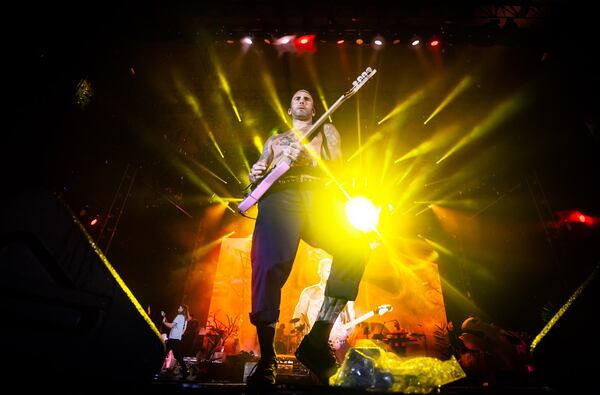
[[375, 304, 393, 316], [344, 67, 377, 98]]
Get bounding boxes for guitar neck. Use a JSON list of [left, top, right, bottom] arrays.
[[299, 94, 346, 144], [341, 311, 374, 331]]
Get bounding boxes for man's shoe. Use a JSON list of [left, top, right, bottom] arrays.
[[246, 356, 277, 387], [295, 336, 339, 385]]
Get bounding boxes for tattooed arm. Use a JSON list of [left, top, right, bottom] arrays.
[[249, 135, 275, 183], [323, 123, 342, 166]]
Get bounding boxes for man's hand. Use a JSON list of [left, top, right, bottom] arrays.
[[249, 161, 268, 183], [283, 140, 303, 162]]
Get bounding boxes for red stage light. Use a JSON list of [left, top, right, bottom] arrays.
[[556, 209, 598, 228], [429, 39, 440, 47], [90, 218, 98, 226], [293, 34, 316, 54]]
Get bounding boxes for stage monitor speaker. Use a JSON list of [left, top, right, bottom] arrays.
[[243, 355, 313, 385], [0, 188, 165, 388]]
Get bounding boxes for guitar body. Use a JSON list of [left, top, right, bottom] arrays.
[[237, 160, 291, 213], [328, 304, 393, 362]]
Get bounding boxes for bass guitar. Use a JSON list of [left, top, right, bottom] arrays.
[[237, 66, 377, 213], [330, 304, 393, 350]]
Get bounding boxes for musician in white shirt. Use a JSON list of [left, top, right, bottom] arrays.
[[161, 305, 190, 379], [246, 89, 370, 386], [292, 257, 356, 362], [292, 258, 355, 342]]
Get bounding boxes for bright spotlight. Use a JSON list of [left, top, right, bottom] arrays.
[[372, 34, 384, 49], [241, 36, 253, 45], [410, 34, 421, 47], [345, 197, 380, 232]]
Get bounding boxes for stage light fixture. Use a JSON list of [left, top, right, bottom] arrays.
[[429, 36, 440, 48], [337, 39, 345, 45], [356, 38, 364, 45], [372, 34, 385, 49], [294, 34, 316, 54], [240, 36, 253, 45], [273, 35, 297, 56]]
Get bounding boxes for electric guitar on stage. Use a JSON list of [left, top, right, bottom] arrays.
[[237, 66, 377, 213], [330, 304, 393, 351]]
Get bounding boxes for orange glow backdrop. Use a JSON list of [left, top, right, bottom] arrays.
[[208, 237, 449, 359]]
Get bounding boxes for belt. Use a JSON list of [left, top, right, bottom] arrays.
[[277, 175, 322, 184]]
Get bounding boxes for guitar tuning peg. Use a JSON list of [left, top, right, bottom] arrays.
[[366, 67, 372, 73], [361, 71, 368, 78], [352, 81, 358, 87]]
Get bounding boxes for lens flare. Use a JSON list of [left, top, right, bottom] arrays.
[[345, 196, 380, 232]]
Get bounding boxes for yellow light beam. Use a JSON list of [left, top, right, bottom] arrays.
[[414, 205, 433, 216], [417, 234, 454, 257], [437, 91, 526, 164], [180, 90, 239, 183], [379, 135, 396, 186], [303, 57, 333, 123], [346, 132, 383, 162], [261, 72, 291, 127], [395, 124, 459, 163], [211, 53, 242, 122], [209, 194, 243, 202], [208, 130, 225, 158], [378, 89, 425, 125], [193, 231, 236, 258], [208, 194, 237, 213], [194, 161, 228, 185], [530, 263, 599, 353], [424, 76, 473, 125], [253, 135, 264, 153]]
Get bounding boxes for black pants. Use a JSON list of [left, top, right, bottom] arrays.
[[249, 183, 370, 326], [166, 338, 188, 375]]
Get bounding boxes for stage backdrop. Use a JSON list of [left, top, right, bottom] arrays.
[[207, 237, 449, 359]]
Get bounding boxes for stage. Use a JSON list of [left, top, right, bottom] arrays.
[[3, 2, 599, 395]]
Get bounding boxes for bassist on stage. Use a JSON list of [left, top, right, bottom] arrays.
[[245, 89, 370, 387]]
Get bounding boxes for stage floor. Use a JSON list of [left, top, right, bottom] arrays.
[[146, 381, 587, 395]]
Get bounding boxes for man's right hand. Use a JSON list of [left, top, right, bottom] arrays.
[[249, 162, 268, 183]]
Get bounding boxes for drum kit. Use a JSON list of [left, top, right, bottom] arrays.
[[273, 317, 308, 354], [280, 318, 304, 353]]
